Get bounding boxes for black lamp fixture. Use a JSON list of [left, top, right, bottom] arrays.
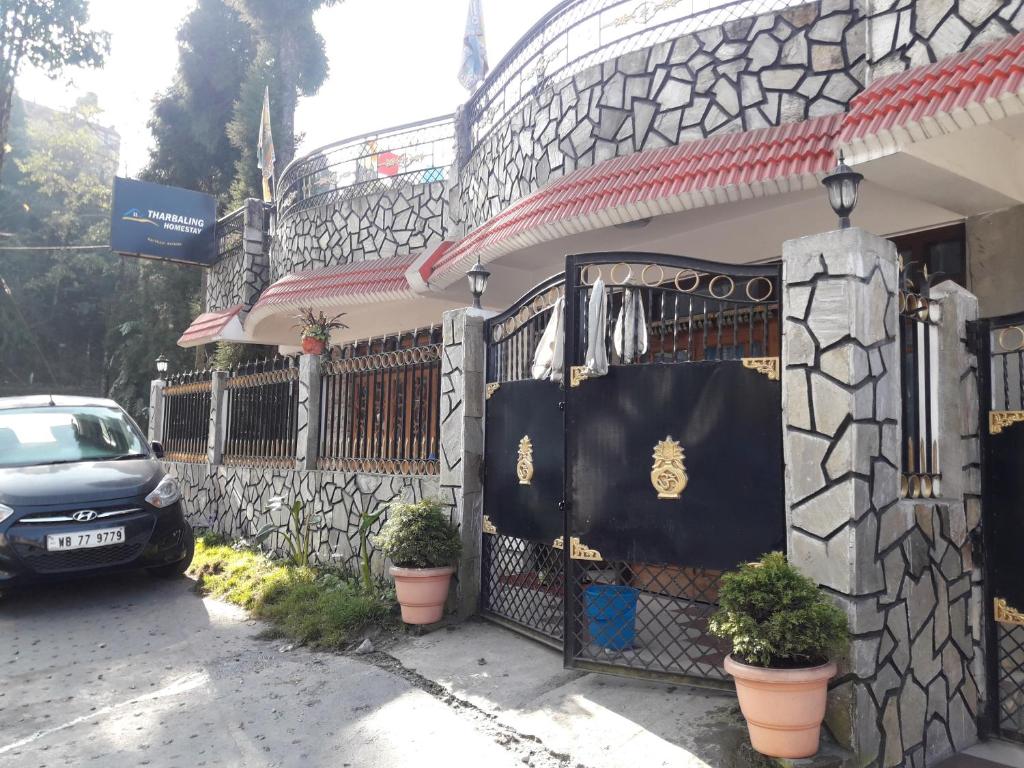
[[155, 354, 169, 375], [466, 258, 491, 309], [821, 150, 863, 229]]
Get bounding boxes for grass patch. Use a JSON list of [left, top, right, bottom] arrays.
[[188, 535, 395, 650]]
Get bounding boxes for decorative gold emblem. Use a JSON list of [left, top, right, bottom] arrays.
[[995, 597, 1024, 626], [569, 366, 590, 388], [516, 435, 534, 485], [485, 382, 500, 400], [551, 535, 602, 561], [741, 356, 780, 381], [650, 436, 688, 500], [482, 515, 497, 535], [990, 410, 1024, 435]]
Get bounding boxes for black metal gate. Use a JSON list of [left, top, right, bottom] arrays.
[[481, 253, 786, 685], [978, 310, 1024, 742]]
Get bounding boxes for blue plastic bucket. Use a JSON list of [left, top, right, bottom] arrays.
[[584, 584, 639, 651]]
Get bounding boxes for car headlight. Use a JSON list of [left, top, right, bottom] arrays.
[[145, 476, 181, 508], [0, 503, 12, 524]]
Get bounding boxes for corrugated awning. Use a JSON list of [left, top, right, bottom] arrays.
[[177, 304, 246, 348]]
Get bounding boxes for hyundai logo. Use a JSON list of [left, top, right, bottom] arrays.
[[72, 510, 98, 522]]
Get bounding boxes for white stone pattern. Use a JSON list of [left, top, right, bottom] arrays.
[[782, 232, 984, 768], [206, 250, 247, 312], [206, 201, 271, 313], [165, 461, 439, 576], [272, 181, 448, 279]]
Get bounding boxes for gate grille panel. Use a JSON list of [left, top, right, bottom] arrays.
[[482, 534, 563, 645], [999, 623, 1024, 740]]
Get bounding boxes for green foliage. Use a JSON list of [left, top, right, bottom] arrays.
[[292, 308, 347, 343], [708, 552, 848, 668], [371, 499, 461, 569], [189, 537, 394, 649], [254, 497, 322, 567], [358, 507, 385, 592], [209, 340, 276, 371]]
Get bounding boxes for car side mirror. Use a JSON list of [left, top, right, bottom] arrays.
[[151, 441, 165, 459]]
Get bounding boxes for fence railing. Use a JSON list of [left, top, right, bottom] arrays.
[[161, 369, 213, 463], [899, 267, 941, 499], [318, 328, 442, 475], [214, 206, 245, 264], [276, 114, 455, 222], [223, 356, 300, 468], [462, 0, 811, 155]]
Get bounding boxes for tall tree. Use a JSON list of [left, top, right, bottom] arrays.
[[226, 0, 342, 203], [0, 0, 108, 178], [143, 0, 254, 206]]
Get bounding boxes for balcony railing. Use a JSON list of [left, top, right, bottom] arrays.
[[276, 114, 455, 221], [463, 0, 812, 153]]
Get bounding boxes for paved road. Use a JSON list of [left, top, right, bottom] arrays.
[[0, 573, 528, 768]]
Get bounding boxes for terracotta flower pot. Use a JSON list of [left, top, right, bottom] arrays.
[[301, 336, 326, 355], [724, 655, 837, 759], [390, 565, 455, 624]]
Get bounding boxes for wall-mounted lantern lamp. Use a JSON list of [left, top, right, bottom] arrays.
[[155, 354, 169, 375], [822, 151, 863, 229]]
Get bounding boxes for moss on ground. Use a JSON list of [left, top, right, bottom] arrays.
[[188, 535, 396, 650]]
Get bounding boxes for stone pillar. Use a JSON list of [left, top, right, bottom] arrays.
[[208, 370, 228, 466], [241, 198, 269, 309], [296, 354, 322, 471], [148, 379, 166, 444], [782, 229, 985, 767], [439, 307, 486, 618]]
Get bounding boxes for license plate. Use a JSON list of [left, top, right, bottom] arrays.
[[47, 527, 125, 551]]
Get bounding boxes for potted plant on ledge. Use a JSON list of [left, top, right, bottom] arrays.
[[709, 552, 848, 759], [372, 499, 462, 625], [293, 308, 348, 355]]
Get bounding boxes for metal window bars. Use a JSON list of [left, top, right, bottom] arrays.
[[463, 0, 815, 156], [161, 368, 213, 463], [222, 355, 301, 468], [276, 115, 456, 222], [318, 327, 442, 476], [898, 261, 942, 498]]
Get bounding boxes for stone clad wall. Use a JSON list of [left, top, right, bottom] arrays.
[[164, 461, 439, 577], [206, 200, 271, 313], [781, 229, 985, 767], [273, 181, 448, 279]]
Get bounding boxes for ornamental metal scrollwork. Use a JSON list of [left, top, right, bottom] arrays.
[[741, 357, 780, 381], [989, 410, 1024, 435], [552, 536, 563, 550], [482, 515, 497, 535], [995, 597, 1024, 626], [551, 535, 602, 561], [651, 437, 688, 500], [516, 435, 534, 485], [485, 382, 500, 400], [569, 366, 590, 388]]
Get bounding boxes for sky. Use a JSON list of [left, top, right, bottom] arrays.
[[16, 0, 558, 177]]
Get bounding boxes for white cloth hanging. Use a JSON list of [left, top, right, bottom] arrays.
[[531, 296, 565, 382], [584, 277, 609, 377], [613, 287, 648, 364]]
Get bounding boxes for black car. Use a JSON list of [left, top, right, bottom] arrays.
[[0, 395, 194, 586]]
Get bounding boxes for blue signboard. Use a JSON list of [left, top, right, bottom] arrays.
[[110, 177, 217, 266]]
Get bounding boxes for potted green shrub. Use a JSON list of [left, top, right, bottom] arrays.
[[293, 308, 348, 355], [372, 499, 461, 625], [708, 552, 848, 759]]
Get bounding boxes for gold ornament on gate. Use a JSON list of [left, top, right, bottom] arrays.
[[516, 435, 534, 485], [651, 436, 687, 500]]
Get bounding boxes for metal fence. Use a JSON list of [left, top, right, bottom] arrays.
[[318, 328, 442, 475], [215, 206, 245, 264], [463, 0, 812, 154], [898, 266, 942, 499], [161, 369, 212, 463], [223, 356, 301, 468], [276, 115, 455, 221]]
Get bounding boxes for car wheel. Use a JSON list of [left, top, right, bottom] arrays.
[[148, 531, 195, 579]]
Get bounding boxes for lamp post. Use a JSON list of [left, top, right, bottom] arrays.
[[466, 259, 491, 309], [155, 354, 169, 376], [821, 151, 863, 229]]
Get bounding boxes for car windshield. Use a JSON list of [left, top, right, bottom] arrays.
[[0, 406, 149, 468]]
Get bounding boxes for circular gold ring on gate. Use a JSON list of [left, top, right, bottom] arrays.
[[907, 294, 922, 314], [609, 262, 633, 286], [900, 474, 909, 498], [492, 323, 504, 343], [909, 475, 922, 499], [899, 291, 907, 314], [641, 263, 665, 287], [920, 475, 934, 499], [998, 325, 1024, 352], [504, 318, 517, 338], [580, 264, 603, 286], [673, 269, 701, 293], [744, 276, 774, 302], [709, 274, 735, 299], [930, 475, 942, 497]]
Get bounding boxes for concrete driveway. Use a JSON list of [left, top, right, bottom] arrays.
[[0, 573, 771, 768]]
